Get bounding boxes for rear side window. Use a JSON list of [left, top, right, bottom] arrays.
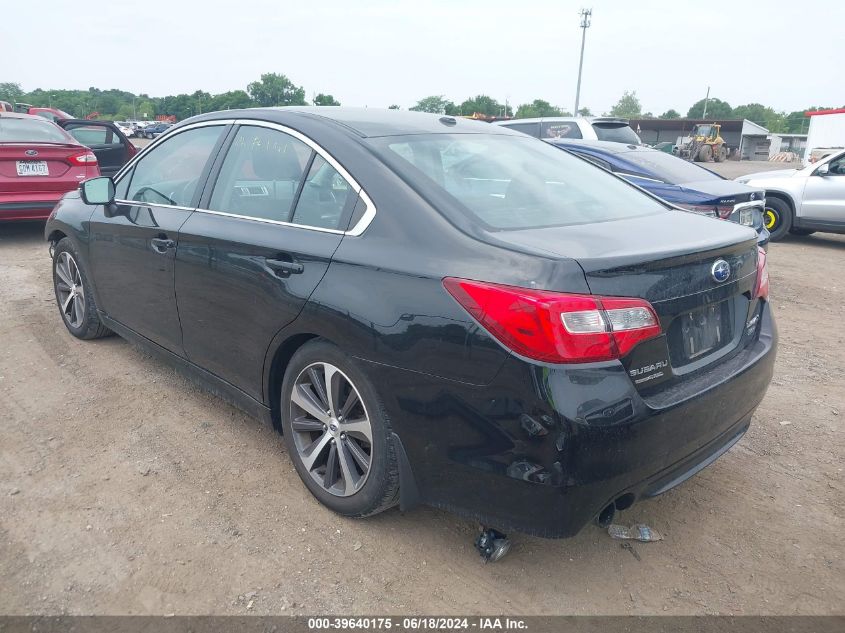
[[373, 134, 666, 230], [541, 121, 582, 139], [209, 125, 312, 222], [124, 125, 224, 206], [501, 122, 540, 137], [290, 155, 356, 230], [0, 117, 72, 143]]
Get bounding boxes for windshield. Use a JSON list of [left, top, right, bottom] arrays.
[[592, 124, 641, 144], [619, 149, 722, 184], [0, 117, 73, 143], [371, 134, 667, 230]]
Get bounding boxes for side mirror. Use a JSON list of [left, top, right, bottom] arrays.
[[815, 163, 830, 177], [80, 177, 115, 205]]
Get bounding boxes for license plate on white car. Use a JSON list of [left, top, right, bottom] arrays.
[[16, 161, 49, 176]]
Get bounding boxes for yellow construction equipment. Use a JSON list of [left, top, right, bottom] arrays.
[[675, 123, 728, 162]]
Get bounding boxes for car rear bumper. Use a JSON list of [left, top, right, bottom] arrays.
[[0, 197, 60, 221], [365, 302, 777, 538]]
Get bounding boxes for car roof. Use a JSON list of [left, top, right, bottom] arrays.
[[187, 107, 521, 138], [547, 138, 655, 156], [492, 116, 630, 126], [0, 111, 48, 121]]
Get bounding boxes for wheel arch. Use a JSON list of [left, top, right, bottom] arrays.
[[764, 189, 797, 214], [265, 332, 321, 431]]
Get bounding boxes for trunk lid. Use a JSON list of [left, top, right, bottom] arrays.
[[0, 143, 89, 193], [491, 210, 760, 381]]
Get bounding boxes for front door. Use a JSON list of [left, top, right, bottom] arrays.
[[802, 152, 845, 224], [89, 124, 228, 354], [175, 123, 358, 399]]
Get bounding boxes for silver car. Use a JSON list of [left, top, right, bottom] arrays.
[[736, 149, 845, 241]]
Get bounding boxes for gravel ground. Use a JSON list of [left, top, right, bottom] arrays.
[[0, 161, 842, 615]]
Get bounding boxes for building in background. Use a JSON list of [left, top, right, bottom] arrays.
[[629, 118, 770, 160]]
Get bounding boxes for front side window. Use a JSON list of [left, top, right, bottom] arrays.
[[826, 153, 845, 175], [373, 134, 667, 230], [209, 126, 312, 222], [124, 125, 224, 206]]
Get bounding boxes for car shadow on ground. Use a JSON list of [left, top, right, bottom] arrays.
[[782, 232, 845, 251], [0, 221, 46, 246]]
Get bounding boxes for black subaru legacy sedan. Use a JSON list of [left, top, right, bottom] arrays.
[[45, 108, 776, 544]]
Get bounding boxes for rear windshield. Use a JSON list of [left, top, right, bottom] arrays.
[[0, 117, 73, 143], [619, 149, 722, 184], [592, 124, 641, 144], [371, 134, 667, 230]]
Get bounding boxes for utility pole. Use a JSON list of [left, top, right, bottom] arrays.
[[574, 8, 592, 116], [702, 86, 710, 119]]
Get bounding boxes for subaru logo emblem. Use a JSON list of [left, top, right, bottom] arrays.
[[25, 149, 38, 157], [711, 259, 731, 283]]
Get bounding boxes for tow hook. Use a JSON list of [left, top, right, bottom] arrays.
[[474, 526, 511, 563]]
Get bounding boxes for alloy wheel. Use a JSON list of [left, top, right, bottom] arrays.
[[55, 252, 85, 329], [289, 362, 373, 497]]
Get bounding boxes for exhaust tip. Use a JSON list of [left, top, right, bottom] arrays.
[[596, 503, 616, 528]]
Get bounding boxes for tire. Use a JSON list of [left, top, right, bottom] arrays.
[[52, 238, 112, 340], [789, 228, 815, 236], [715, 146, 727, 162], [281, 340, 400, 518], [764, 197, 793, 241], [697, 145, 713, 162]]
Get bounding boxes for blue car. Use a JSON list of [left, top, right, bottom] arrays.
[[547, 139, 769, 246]]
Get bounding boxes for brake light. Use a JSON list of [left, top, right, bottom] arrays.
[[443, 278, 661, 363], [68, 151, 97, 166], [715, 204, 734, 219], [753, 247, 769, 300], [676, 203, 717, 218]]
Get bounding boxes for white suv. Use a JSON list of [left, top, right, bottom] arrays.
[[493, 116, 642, 144]]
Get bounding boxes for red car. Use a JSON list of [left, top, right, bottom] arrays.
[[0, 112, 100, 221]]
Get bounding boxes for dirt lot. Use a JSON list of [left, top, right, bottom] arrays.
[[1, 160, 842, 615]]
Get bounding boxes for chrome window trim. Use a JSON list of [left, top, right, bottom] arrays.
[[191, 207, 346, 235], [112, 119, 235, 184], [199, 119, 376, 236], [113, 199, 195, 212], [115, 118, 376, 236]]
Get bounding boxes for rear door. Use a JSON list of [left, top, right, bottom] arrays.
[[175, 122, 358, 399], [58, 120, 135, 177]]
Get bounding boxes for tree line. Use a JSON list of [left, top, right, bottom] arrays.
[[1, 76, 837, 135]]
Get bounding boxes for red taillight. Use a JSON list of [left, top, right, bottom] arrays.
[[754, 247, 769, 300], [67, 151, 97, 166], [443, 278, 661, 363], [715, 204, 734, 219], [677, 203, 717, 218]]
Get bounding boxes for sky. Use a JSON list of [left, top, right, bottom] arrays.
[[2, 0, 842, 114]]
